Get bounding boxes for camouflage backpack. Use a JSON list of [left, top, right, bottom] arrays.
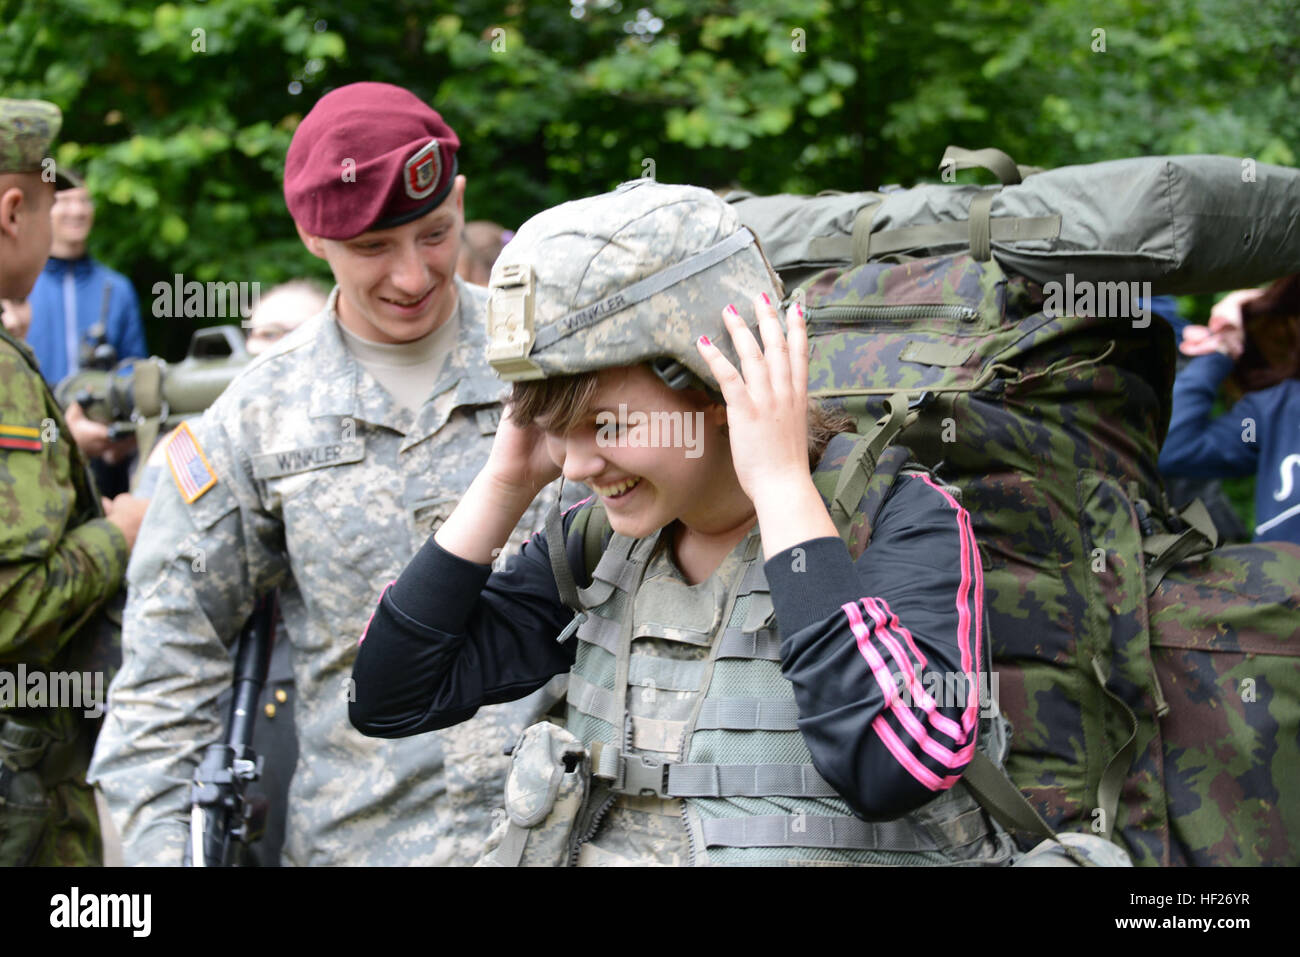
[[729, 147, 1300, 867]]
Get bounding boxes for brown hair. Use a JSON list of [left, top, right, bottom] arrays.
[[508, 366, 856, 469], [1231, 274, 1300, 396]]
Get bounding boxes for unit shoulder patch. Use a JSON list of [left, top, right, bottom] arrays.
[[165, 420, 219, 504]]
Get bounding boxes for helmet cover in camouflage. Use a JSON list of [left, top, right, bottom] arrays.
[[485, 180, 783, 392], [0, 99, 80, 189]]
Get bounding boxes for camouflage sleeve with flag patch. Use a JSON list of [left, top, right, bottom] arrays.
[[88, 398, 289, 866], [0, 337, 129, 665]]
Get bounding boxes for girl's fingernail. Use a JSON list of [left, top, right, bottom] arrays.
[[761, 292, 771, 306], [796, 303, 805, 319], [724, 304, 738, 316], [698, 335, 711, 347]]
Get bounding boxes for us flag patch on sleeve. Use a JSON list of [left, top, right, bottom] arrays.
[[165, 420, 218, 503]]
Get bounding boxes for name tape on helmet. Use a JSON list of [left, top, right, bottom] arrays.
[[532, 229, 757, 355]]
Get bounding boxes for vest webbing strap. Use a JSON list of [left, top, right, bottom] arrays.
[[829, 394, 910, 535], [575, 534, 636, 609], [695, 698, 801, 732], [577, 611, 622, 655], [715, 627, 782, 661], [568, 673, 621, 726], [701, 814, 936, 852], [738, 561, 769, 595], [666, 762, 837, 798], [628, 655, 708, 692], [489, 822, 529, 867], [590, 546, 644, 593], [592, 749, 839, 799]]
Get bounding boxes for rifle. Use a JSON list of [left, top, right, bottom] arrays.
[[184, 594, 276, 867]]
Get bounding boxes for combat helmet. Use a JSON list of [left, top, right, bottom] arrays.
[[485, 180, 784, 394]]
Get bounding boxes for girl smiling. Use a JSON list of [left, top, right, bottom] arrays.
[[350, 182, 1014, 866]]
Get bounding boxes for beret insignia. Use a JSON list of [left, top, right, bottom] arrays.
[[404, 139, 442, 200]]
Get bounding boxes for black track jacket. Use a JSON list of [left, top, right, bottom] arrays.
[[350, 470, 986, 820]]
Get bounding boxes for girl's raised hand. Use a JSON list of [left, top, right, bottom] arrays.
[[696, 292, 810, 507], [484, 412, 563, 498]]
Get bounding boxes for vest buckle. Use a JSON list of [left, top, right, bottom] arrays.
[[615, 752, 671, 798]]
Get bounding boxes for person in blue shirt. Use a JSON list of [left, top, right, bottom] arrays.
[[26, 180, 145, 383], [26, 177, 146, 494], [1158, 283, 1300, 545], [1144, 295, 1247, 543]]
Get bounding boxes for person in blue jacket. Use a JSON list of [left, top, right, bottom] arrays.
[[1144, 295, 1247, 543], [26, 179, 145, 384], [1159, 284, 1300, 545], [26, 177, 146, 494]]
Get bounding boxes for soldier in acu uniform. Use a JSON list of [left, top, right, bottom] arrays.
[[0, 98, 149, 865], [89, 83, 558, 865]]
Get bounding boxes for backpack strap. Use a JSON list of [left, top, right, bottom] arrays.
[[861, 145, 1060, 264], [940, 145, 1023, 186], [814, 391, 917, 559], [545, 481, 615, 644], [579, 503, 612, 583], [814, 404, 1100, 866], [1141, 497, 1218, 594], [544, 482, 583, 614], [961, 751, 1093, 866], [544, 481, 587, 644]]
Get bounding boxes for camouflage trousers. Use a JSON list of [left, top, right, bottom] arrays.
[[0, 716, 102, 866]]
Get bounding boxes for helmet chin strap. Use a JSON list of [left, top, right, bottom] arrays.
[[650, 356, 721, 402]]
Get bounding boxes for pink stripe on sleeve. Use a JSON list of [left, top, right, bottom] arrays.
[[958, 507, 986, 733], [842, 600, 909, 707], [359, 580, 396, 645], [860, 597, 966, 742], [844, 601, 974, 768], [871, 713, 962, 792], [912, 473, 986, 734], [562, 495, 595, 517]]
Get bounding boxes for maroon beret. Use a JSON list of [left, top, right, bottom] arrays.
[[284, 82, 460, 239]]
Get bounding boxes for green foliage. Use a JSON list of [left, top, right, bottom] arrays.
[[2, 0, 1297, 359]]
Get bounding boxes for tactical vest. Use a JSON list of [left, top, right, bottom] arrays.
[[561, 461, 1017, 866]]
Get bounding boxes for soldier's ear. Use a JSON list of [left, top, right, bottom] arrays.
[[0, 181, 26, 239], [295, 222, 327, 259], [452, 175, 466, 217]]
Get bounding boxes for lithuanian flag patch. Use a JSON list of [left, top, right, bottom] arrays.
[[165, 420, 218, 503], [0, 423, 42, 452]]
